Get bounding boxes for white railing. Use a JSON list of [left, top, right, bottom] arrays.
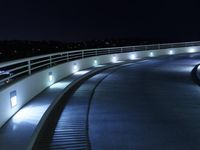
[[1, 41, 200, 87]]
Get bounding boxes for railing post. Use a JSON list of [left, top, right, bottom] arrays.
[[158, 44, 160, 50], [121, 48, 123, 53], [28, 60, 31, 75], [108, 49, 110, 54], [95, 49, 97, 56], [66, 52, 69, 62], [82, 51, 84, 59], [132, 47, 135, 52], [184, 42, 187, 47], [49, 56, 52, 67]]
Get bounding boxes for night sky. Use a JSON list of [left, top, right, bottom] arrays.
[[0, 0, 200, 42]]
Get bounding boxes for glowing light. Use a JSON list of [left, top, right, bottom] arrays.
[[49, 72, 53, 82], [10, 91, 17, 108], [13, 105, 49, 124], [94, 59, 98, 66], [73, 64, 79, 73], [50, 81, 71, 89], [74, 70, 90, 75], [0, 70, 10, 74], [130, 54, 137, 60], [11, 96, 17, 108], [169, 50, 174, 55], [94, 64, 105, 68], [188, 48, 196, 53], [112, 56, 117, 63], [149, 52, 154, 57]]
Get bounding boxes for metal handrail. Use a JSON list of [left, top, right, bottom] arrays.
[[0, 41, 200, 87]]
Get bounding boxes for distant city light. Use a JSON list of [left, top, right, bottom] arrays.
[[0, 70, 10, 75]]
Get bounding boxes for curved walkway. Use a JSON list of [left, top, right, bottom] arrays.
[[90, 54, 200, 149], [0, 63, 125, 150], [34, 64, 127, 149], [36, 53, 200, 150], [1, 53, 200, 149]]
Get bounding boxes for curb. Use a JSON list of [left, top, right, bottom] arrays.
[[27, 63, 123, 150]]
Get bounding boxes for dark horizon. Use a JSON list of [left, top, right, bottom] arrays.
[[0, 1, 200, 42]]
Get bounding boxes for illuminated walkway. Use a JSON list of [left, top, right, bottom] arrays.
[[89, 54, 200, 150], [36, 53, 200, 149], [0, 70, 82, 150], [0, 63, 122, 150], [1, 53, 200, 149]]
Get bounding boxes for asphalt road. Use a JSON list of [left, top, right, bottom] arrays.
[[37, 53, 200, 150]]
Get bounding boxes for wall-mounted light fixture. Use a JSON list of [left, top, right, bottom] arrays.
[[94, 59, 98, 66], [130, 54, 137, 60], [73, 63, 79, 73], [169, 50, 174, 55], [188, 47, 196, 53], [149, 52, 154, 57], [49, 72, 53, 82], [112, 56, 117, 63], [10, 90, 17, 108]]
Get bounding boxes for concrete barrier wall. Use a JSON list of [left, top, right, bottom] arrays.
[[0, 46, 200, 128]]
